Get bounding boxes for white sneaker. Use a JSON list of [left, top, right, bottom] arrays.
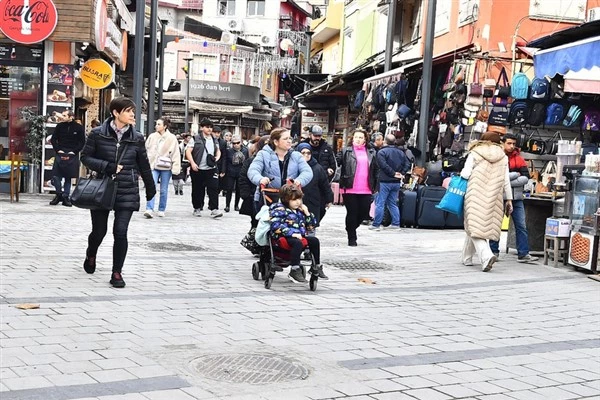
[[193, 209, 202, 217], [144, 210, 153, 219], [368, 225, 381, 231], [211, 209, 223, 218], [463, 259, 474, 266], [517, 254, 539, 263], [157, 211, 165, 217], [384, 225, 402, 231]]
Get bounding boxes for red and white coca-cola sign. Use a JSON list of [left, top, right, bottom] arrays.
[[0, 0, 58, 44]]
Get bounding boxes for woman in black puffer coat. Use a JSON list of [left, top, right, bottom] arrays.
[[80, 98, 155, 288]]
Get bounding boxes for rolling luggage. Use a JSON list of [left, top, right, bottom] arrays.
[[445, 212, 464, 229], [400, 189, 418, 227], [417, 186, 446, 228]]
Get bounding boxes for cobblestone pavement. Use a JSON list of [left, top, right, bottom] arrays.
[[1, 189, 599, 400]]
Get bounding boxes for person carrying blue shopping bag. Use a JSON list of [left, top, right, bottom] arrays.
[[436, 175, 468, 215]]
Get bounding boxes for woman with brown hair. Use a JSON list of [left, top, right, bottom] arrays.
[[460, 131, 513, 272], [336, 128, 378, 246]]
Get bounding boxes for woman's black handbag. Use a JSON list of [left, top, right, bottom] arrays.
[[71, 175, 118, 210], [71, 144, 128, 210]]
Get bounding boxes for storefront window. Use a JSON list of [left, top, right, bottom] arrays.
[[0, 64, 42, 158]]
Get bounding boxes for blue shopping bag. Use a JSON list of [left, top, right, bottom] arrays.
[[436, 176, 467, 215]]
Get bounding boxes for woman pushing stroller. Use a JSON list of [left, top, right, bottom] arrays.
[[269, 183, 324, 284]]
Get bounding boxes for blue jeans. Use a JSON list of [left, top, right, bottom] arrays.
[[490, 200, 529, 257], [146, 169, 172, 212], [52, 176, 71, 197], [373, 182, 401, 227]]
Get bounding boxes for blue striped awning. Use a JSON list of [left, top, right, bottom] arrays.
[[534, 36, 600, 79]]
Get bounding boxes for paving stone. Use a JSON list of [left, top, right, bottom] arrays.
[[364, 378, 408, 392], [329, 382, 379, 396], [141, 389, 197, 400], [2, 376, 53, 390], [45, 373, 98, 386], [87, 369, 138, 383], [531, 386, 581, 399], [370, 392, 418, 400], [403, 388, 451, 400], [434, 383, 482, 398], [560, 383, 600, 397]]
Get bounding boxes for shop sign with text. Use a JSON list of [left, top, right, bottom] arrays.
[[0, 0, 57, 44], [179, 80, 260, 105], [80, 58, 113, 89], [198, 115, 239, 126]]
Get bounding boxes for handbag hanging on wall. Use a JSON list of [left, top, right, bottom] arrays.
[[525, 130, 546, 155], [468, 60, 483, 97], [492, 67, 511, 106], [545, 131, 563, 155]]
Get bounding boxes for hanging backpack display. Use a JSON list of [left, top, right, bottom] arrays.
[[509, 100, 530, 126], [544, 103, 565, 126], [488, 106, 510, 126], [511, 67, 530, 99], [529, 77, 550, 101], [528, 103, 547, 126], [353, 89, 365, 110], [492, 67, 510, 106], [562, 105, 582, 127], [582, 109, 600, 131]]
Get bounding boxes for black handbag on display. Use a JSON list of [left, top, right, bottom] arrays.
[[71, 144, 128, 210]]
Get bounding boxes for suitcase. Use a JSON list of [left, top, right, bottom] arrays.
[[445, 211, 464, 229], [331, 182, 343, 205], [417, 186, 446, 228], [400, 189, 418, 227]]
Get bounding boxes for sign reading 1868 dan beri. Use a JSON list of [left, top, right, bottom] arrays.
[[179, 80, 260, 105]]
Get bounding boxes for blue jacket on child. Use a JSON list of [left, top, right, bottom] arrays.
[[269, 202, 316, 240]]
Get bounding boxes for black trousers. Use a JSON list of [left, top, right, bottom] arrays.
[[342, 193, 372, 241], [190, 168, 219, 210], [225, 175, 241, 208], [87, 209, 134, 273], [286, 236, 320, 266]]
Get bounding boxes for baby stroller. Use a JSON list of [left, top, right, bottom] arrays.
[[252, 186, 319, 291]]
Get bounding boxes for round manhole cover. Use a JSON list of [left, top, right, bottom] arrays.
[[190, 354, 309, 384]]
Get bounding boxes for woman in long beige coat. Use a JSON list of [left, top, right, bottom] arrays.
[[460, 132, 513, 272]]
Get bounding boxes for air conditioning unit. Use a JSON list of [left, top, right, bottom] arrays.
[[588, 7, 600, 22], [227, 19, 243, 32], [260, 35, 275, 47], [221, 31, 237, 44]]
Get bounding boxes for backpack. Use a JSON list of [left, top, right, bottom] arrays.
[[583, 109, 600, 131], [385, 83, 397, 104], [562, 105, 582, 127], [528, 103, 546, 126], [395, 78, 409, 102], [529, 78, 550, 101], [509, 101, 529, 126], [511, 73, 530, 99], [372, 83, 385, 112], [353, 89, 365, 110], [544, 103, 565, 126]]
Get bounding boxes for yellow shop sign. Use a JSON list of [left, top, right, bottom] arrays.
[[80, 59, 113, 89]]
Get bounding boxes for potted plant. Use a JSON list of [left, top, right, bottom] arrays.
[[20, 106, 47, 193]]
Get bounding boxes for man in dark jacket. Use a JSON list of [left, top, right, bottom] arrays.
[[370, 134, 410, 231], [303, 125, 336, 181], [185, 119, 223, 218], [297, 142, 333, 279], [49, 111, 86, 206]]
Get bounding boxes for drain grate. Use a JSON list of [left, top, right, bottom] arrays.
[[143, 242, 207, 252], [190, 354, 309, 384], [327, 259, 391, 271]]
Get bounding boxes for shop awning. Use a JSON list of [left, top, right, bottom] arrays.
[[189, 101, 253, 114], [534, 36, 600, 79], [363, 59, 423, 84], [564, 66, 600, 94], [242, 112, 273, 121]]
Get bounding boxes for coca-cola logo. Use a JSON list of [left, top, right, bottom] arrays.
[[0, 0, 58, 44]]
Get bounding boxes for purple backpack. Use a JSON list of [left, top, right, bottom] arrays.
[[583, 109, 600, 131]]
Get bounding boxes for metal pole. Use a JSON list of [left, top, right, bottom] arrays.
[[417, 0, 437, 166], [184, 58, 192, 134], [305, 32, 313, 74], [384, 0, 397, 72], [133, 0, 145, 128], [147, 0, 159, 132], [157, 20, 167, 120]]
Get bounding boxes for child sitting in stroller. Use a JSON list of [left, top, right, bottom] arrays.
[[269, 183, 325, 284]]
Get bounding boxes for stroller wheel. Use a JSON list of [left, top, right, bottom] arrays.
[[265, 276, 273, 289], [252, 262, 260, 281], [309, 275, 318, 291]]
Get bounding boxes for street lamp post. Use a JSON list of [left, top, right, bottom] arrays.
[[157, 20, 168, 120], [183, 57, 193, 134]]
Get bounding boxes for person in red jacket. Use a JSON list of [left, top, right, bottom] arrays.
[[489, 134, 538, 263]]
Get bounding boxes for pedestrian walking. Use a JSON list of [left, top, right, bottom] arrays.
[[296, 142, 333, 229], [239, 136, 270, 228], [370, 134, 410, 231], [224, 134, 248, 212], [49, 111, 86, 207], [172, 133, 191, 195], [301, 125, 337, 181], [337, 128, 378, 246], [248, 128, 313, 205], [144, 117, 181, 218], [461, 132, 513, 272], [489, 134, 539, 263], [185, 118, 223, 218], [80, 97, 156, 288]]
